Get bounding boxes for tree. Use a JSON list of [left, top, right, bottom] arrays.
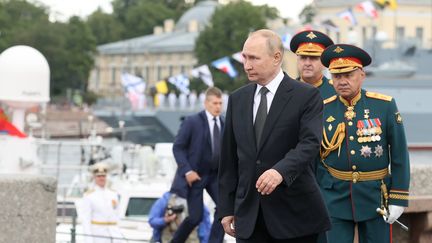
[[87, 8, 124, 45], [194, 1, 271, 91], [299, 4, 317, 25]]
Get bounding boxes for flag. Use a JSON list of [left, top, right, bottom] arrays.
[[0, 119, 26, 138], [281, 33, 292, 50], [211, 57, 238, 78], [338, 8, 357, 26], [321, 19, 340, 32], [155, 80, 169, 94], [357, 1, 378, 18], [168, 74, 190, 94], [190, 64, 214, 87], [231, 52, 243, 63], [375, 0, 398, 10], [121, 72, 146, 94]]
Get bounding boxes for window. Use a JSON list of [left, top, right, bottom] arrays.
[[396, 26, 405, 41], [125, 197, 158, 217], [111, 67, 116, 85], [416, 27, 423, 44]]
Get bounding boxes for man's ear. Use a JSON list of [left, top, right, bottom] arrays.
[[274, 52, 282, 66]]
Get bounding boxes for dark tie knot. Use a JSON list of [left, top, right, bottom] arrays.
[[213, 116, 217, 122], [260, 87, 269, 96]]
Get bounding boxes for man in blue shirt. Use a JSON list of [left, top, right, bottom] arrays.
[[149, 191, 211, 243]]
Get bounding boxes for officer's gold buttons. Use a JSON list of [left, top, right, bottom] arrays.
[[350, 150, 355, 155], [348, 121, 353, 126], [352, 165, 357, 170], [349, 136, 354, 141]]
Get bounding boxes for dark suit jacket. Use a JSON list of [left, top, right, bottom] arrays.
[[218, 73, 331, 239], [171, 110, 224, 198]]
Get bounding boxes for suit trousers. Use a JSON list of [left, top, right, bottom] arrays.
[[236, 207, 318, 243], [171, 171, 225, 243]]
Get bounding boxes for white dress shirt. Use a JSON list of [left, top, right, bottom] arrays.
[[253, 69, 284, 123]]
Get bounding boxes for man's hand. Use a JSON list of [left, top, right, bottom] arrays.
[[164, 213, 177, 223], [256, 169, 283, 195], [221, 216, 235, 237], [185, 171, 201, 186], [386, 205, 404, 224]]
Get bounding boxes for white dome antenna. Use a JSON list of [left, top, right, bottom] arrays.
[[0, 45, 50, 132]]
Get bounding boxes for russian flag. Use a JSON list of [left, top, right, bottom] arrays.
[[338, 8, 358, 26], [211, 57, 238, 78], [357, 1, 378, 19]]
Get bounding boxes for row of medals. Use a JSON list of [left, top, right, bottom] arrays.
[[345, 107, 382, 143]]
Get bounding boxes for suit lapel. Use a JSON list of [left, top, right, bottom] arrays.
[[243, 84, 258, 151], [199, 111, 211, 148], [257, 76, 294, 153]]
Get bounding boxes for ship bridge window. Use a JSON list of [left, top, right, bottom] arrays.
[[125, 197, 157, 217]]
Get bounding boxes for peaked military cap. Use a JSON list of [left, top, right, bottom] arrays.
[[290, 30, 334, 56], [321, 44, 372, 74], [91, 162, 109, 176]]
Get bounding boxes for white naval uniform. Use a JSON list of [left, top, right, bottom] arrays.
[[77, 185, 124, 243]]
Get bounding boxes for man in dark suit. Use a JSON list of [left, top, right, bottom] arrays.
[[218, 29, 331, 243], [170, 87, 225, 243]]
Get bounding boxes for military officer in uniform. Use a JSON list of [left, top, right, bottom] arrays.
[[76, 162, 125, 243], [290, 30, 336, 99], [317, 44, 410, 243]]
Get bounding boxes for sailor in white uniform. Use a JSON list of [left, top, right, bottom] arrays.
[[76, 162, 125, 243]]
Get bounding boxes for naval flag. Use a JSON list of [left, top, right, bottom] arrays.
[[191, 64, 214, 87], [211, 56, 238, 78], [168, 74, 190, 95]]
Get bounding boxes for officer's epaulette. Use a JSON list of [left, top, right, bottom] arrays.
[[366, 91, 392, 102], [328, 79, 333, 85], [323, 95, 337, 104], [84, 189, 95, 195]]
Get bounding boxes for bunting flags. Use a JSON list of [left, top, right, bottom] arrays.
[[168, 74, 190, 94], [321, 19, 340, 32], [121, 72, 146, 94], [281, 33, 293, 50], [357, 1, 378, 18], [338, 8, 357, 26], [211, 57, 238, 78], [190, 64, 214, 87], [375, 0, 398, 10], [121, 72, 146, 109], [155, 80, 169, 94], [231, 52, 243, 63]]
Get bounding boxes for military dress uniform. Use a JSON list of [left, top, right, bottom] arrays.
[[317, 44, 410, 243], [290, 30, 336, 100], [77, 163, 124, 243]]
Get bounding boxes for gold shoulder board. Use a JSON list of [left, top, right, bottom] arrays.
[[324, 95, 337, 104], [84, 189, 95, 195], [328, 79, 334, 85], [366, 91, 392, 102]]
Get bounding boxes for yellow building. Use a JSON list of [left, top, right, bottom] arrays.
[[88, 1, 218, 96], [313, 0, 432, 49]]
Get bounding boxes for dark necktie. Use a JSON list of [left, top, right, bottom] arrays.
[[212, 117, 220, 170], [254, 87, 269, 145]]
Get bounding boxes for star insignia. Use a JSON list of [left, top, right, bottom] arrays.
[[395, 112, 403, 123], [326, 116, 335, 122], [360, 145, 372, 158], [306, 31, 317, 39], [334, 46, 344, 53], [374, 145, 384, 157], [328, 124, 333, 131]]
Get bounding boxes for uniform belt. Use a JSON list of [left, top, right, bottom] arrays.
[[323, 161, 388, 183], [91, 220, 117, 225]]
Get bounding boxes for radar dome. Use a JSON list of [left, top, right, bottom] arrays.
[[0, 45, 50, 108]]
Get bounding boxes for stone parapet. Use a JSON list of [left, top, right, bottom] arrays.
[[0, 175, 57, 243]]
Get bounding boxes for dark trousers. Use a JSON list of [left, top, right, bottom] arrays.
[[171, 171, 225, 243], [327, 217, 390, 243], [236, 208, 318, 243]]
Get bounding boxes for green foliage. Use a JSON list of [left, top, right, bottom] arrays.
[[194, 1, 269, 92], [87, 8, 124, 45], [299, 4, 316, 25]]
